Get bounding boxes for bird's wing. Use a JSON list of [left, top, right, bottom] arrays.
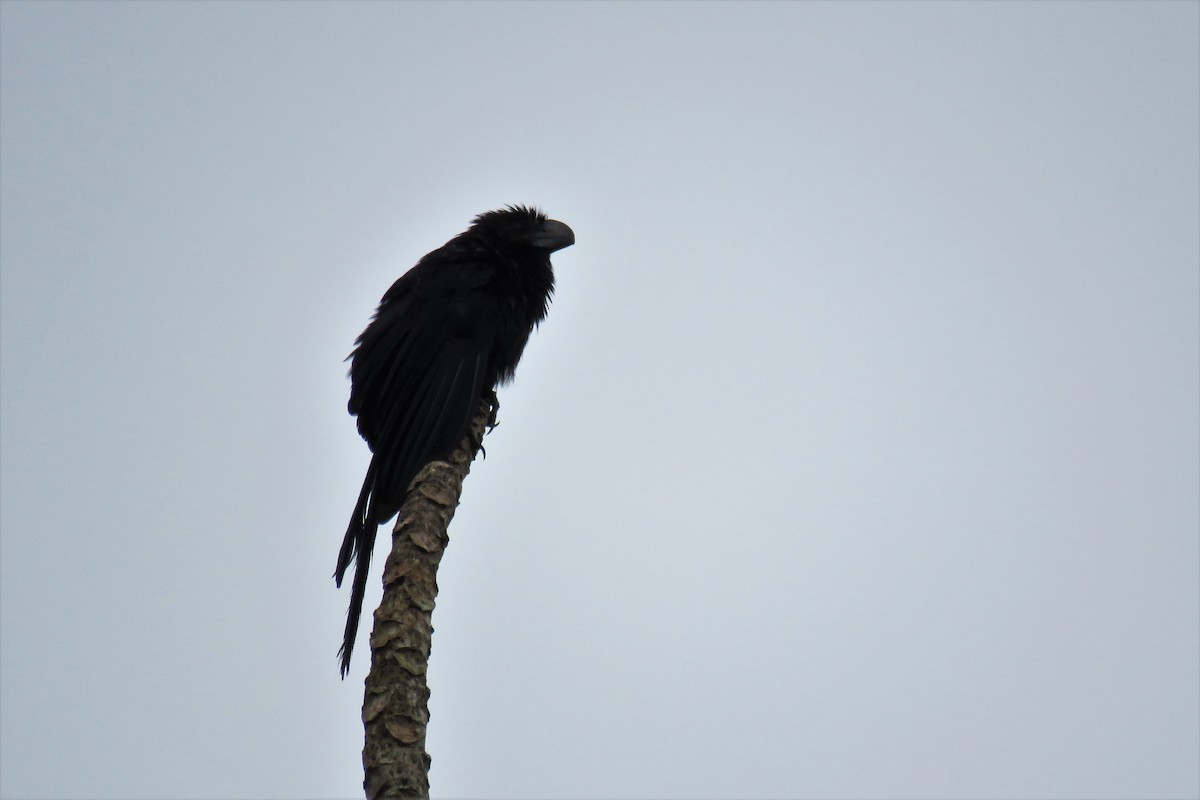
[[348, 261, 496, 522]]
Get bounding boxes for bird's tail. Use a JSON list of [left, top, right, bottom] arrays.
[[335, 461, 377, 677]]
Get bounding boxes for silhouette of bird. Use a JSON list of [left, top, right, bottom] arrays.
[[335, 206, 574, 675]]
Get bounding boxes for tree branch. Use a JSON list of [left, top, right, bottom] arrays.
[[361, 396, 497, 800]]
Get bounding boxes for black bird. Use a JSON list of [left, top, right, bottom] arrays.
[[335, 206, 574, 676]]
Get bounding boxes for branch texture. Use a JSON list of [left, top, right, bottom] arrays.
[[361, 397, 496, 800]]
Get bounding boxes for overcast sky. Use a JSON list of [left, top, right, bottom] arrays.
[[2, 2, 1197, 799]]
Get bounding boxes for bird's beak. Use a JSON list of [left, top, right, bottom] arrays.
[[531, 219, 575, 252]]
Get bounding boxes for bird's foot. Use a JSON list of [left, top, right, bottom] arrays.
[[474, 391, 501, 458], [486, 390, 500, 432]]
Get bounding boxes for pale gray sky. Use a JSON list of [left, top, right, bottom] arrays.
[[1, 2, 1197, 798]]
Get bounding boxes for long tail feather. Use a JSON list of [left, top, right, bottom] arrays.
[[336, 461, 377, 677]]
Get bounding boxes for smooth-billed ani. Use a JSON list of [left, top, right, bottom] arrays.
[[335, 206, 574, 676]]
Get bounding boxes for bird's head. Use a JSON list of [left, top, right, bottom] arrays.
[[471, 205, 575, 253]]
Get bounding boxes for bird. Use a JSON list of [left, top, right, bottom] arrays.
[[335, 205, 574, 676]]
